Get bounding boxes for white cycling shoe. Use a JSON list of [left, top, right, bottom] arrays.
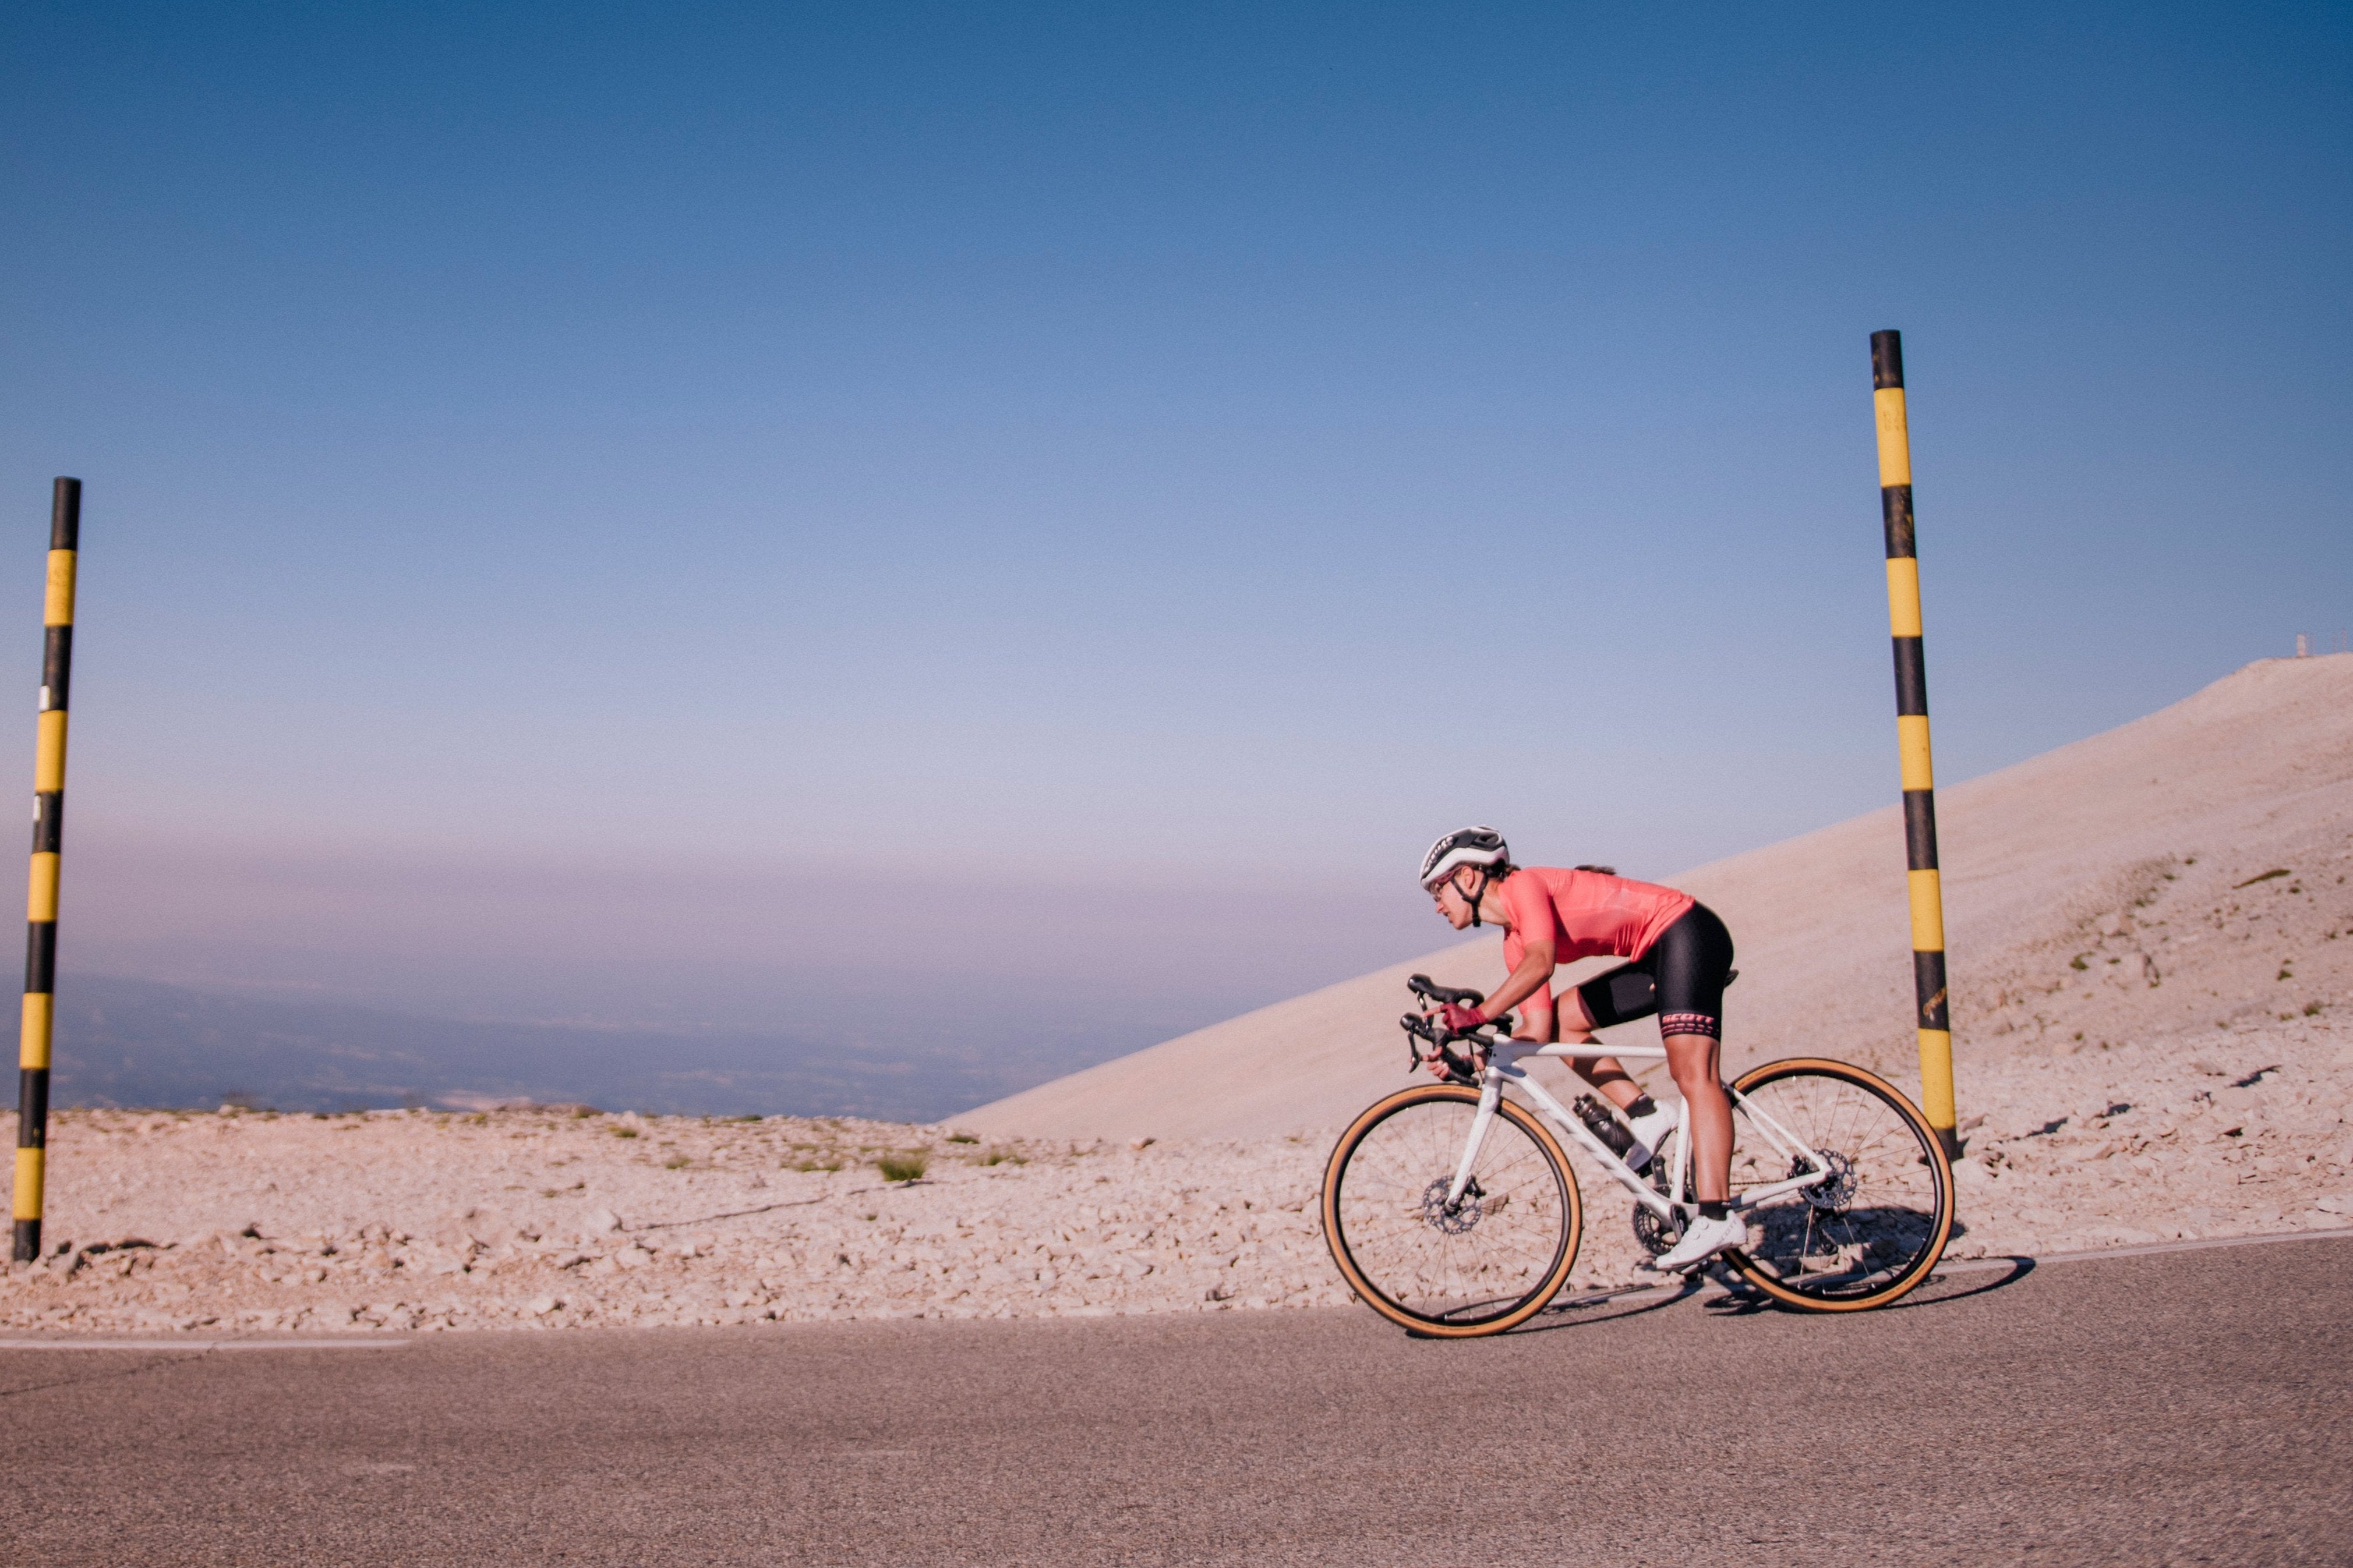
[[1647, 1210, 1747, 1273], [1623, 1105, 1677, 1173]]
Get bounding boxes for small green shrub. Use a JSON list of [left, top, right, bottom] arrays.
[[664, 1155, 690, 1170], [877, 1154, 928, 1183], [613, 1127, 640, 1139], [947, 1133, 978, 1144], [982, 1151, 1025, 1167]]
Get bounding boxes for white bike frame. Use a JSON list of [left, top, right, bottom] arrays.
[[1440, 1035, 1833, 1221]]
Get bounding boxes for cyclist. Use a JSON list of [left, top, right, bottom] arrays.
[[1416, 826, 1744, 1273]]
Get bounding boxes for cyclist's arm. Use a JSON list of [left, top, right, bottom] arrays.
[[1478, 936, 1556, 1027], [1504, 981, 1558, 1042]]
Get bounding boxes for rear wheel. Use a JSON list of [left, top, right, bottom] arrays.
[[1724, 1059, 1953, 1311], [1322, 1085, 1582, 1337]]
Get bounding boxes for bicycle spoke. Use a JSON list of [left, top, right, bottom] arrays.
[[1326, 1091, 1578, 1330], [1725, 1064, 1951, 1308]]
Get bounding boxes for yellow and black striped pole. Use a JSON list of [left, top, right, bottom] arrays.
[[14, 479, 77, 1262], [1871, 333, 1961, 1162]]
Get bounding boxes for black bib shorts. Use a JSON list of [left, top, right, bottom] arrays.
[[1571, 901, 1736, 1040]]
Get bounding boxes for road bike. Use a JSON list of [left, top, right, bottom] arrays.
[[1320, 975, 1955, 1337]]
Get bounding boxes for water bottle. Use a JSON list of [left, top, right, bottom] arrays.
[[1573, 1094, 1636, 1162]]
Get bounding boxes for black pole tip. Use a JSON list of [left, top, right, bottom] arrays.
[[1871, 331, 1905, 391], [50, 479, 80, 552]]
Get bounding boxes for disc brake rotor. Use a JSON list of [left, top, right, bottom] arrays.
[[1800, 1149, 1857, 1211], [1419, 1176, 1484, 1234]]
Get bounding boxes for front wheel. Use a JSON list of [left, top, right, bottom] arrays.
[[1725, 1059, 1953, 1311], [1322, 1085, 1582, 1337]]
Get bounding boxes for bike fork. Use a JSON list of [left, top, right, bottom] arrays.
[[1444, 1078, 1504, 1208]]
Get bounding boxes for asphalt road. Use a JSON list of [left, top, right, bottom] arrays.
[[1, 1237, 2347, 1566]]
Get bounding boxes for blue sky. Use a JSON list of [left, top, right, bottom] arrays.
[[1, 3, 2346, 1077]]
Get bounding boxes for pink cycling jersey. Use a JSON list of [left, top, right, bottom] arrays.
[[1496, 866, 1695, 973]]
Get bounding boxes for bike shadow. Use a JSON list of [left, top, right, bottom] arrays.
[[1432, 1252, 2038, 1339], [1697, 1253, 2037, 1317], [1452, 1278, 1709, 1338]]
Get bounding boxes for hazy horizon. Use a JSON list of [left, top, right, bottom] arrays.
[[3, 3, 2345, 1098]]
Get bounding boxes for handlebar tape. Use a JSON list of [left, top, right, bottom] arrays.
[[1407, 974, 1486, 1008]]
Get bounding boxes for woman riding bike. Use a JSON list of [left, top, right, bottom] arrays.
[[1418, 825, 1744, 1273]]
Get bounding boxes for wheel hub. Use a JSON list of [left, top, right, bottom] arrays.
[[1419, 1176, 1484, 1234], [1800, 1149, 1857, 1211]]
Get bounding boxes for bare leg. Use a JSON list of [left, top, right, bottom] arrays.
[[1552, 989, 1646, 1110], [1570, 1051, 1645, 1109], [1665, 1033, 1732, 1204]]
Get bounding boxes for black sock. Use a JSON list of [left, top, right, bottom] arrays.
[[1697, 1200, 1728, 1222], [1626, 1094, 1658, 1118]]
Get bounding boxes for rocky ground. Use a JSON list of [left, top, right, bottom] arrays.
[[3, 1006, 2347, 1335], [1946, 1011, 2353, 1249]]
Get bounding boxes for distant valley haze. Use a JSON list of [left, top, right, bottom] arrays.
[[1, 3, 2343, 1119], [51, 835, 1460, 1118], [50, 974, 1008, 1123]]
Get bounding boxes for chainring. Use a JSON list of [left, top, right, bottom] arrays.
[[1630, 1131, 1681, 1256]]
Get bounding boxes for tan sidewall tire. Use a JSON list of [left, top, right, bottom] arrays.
[[1723, 1057, 1955, 1313], [1320, 1084, 1584, 1338]]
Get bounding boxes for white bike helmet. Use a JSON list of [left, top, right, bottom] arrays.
[[1419, 826, 1509, 890]]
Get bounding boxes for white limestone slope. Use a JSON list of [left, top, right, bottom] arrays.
[[959, 656, 2353, 1142]]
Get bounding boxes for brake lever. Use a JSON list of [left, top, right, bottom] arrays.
[[1402, 1014, 1427, 1073], [1400, 1008, 1512, 1045]]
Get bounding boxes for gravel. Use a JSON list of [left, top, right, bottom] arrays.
[[5, 1008, 2347, 1333]]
